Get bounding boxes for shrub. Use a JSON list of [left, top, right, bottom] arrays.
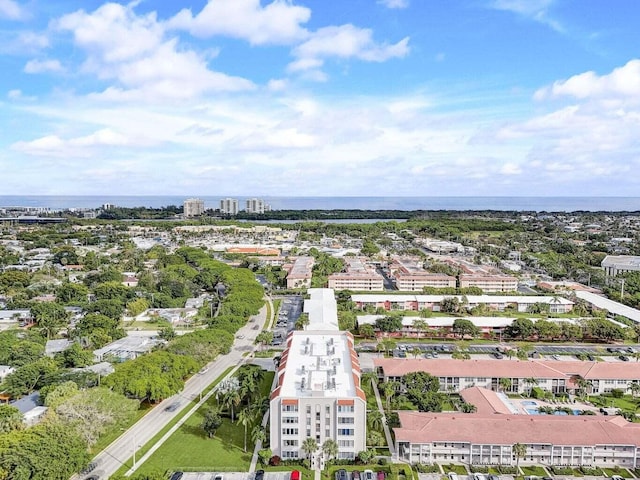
[[549, 466, 573, 475], [269, 455, 281, 466], [378, 458, 388, 466], [415, 464, 440, 473], [611, 389, 624, 398], [497, 466, 518, 474], [469, 466, 489, 473]]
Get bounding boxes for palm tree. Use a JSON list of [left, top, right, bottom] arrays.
[[382, 381, 398, 411], [301, 437, 318, 464], [322, 439, 339, 464], [251, 424, 266, 446], [505, 349, 516, 360], [499, 378, 512, 393], [222, 388, 242, 422], [523, 377, 539, 397], [629, 381, 640, 398], [413, 318, 427, 339], [367, 409, 383, 431], [238, 406, 255, 453], [361, 372, 377, 389], [512, 443, 527, 472], [573, 376, 592, 401]]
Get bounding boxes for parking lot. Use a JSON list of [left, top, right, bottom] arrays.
[[272, 296, 303, 345], [384, 343, 638, 362]]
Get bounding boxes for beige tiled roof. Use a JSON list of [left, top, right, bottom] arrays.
[[394, 411, 640, 446]]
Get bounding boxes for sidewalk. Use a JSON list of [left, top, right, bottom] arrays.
[[370, 379, 395, 456]]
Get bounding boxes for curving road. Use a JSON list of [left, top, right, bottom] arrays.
[[80, 302, 269, 480]]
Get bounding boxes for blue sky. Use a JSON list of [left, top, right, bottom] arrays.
[[1, 0, 639, 196]]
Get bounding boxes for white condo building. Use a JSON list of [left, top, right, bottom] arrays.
[[245, 198, 270, 214], [220, 198, 239, 215], [183, 198, 205, 217], [270, 289, 367, 464]]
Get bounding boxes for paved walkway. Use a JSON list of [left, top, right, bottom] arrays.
[[249, 370, 279, 473], [370, 378, 395, 456]]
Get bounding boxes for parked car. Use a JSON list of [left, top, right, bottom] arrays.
[[336, 469, 348, 480], [255, 470, 265, 480], [291, 470, 300, 480], [376, 472, 385, 480], [611, 475, 625, 480], [214, 474, 224, 480], [352, 470, 361, 480], [447, 473, 458, 480], [473, 474, 486, 480], [619, 355, 630, 362], [551, 354, 560, 360], [488, 475, 500, 480], [169, 473, 184, 480], [364, 470, 374, 480], [80, 462, 98, 475], [586, 354, 595, 361], [492, 352, 504, 359]]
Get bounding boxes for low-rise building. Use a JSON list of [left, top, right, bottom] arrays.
[[328, 257, 383, 291], [284, 256, 315, 289], [351, 294, 573, 314], [395, 409, 640, 468], [374, 357, 640, 395], [459, 274, 518, 293], [602, 255, 640, 276]]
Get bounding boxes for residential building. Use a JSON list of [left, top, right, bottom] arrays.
[[351, 294, 573, 314], [328, 257, 384, 291], [395, 272, 456, 291], [245, 198, 270, 214], [395, 409, 640, 468], [183, 198, 205, 217], [356, 315, 579, 339], [602, 255, 640, 276], [575, 290, 640, 324], [220, 198, 239, 215], [269, 289, 367, 463], [284, 256, 315, 289], [374, 358, 640, 395], [459, 274, 518, 293]]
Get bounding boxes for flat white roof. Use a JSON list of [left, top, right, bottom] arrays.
[[305, 288, 339, 331], [351, 294, 573, 305], [357, 315, 581, 328], [575, 290, 640, 324], [279, 331, 356, 398]]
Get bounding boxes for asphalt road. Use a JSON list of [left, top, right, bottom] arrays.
[[81, 304, 268, 480]]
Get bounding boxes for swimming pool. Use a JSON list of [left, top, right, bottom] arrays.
[[522, 400, 538, 406]]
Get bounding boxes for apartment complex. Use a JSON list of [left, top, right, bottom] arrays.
[[183, 198, 205, 217], [328, 257, 384, 291], [374, 358, 640, 395], [351, 294, 574, 314], [220, 198, 239, 215], [459, 274, 518, 292], [284, 256, 315, 289], [602, 255, 640, 276], [389, 257, 456, 291], [269, 289, 367, 464], [395, 409, 640, 468], [245, 198, 271, 214]]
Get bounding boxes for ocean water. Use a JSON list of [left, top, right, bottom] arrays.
[[1, 195, 640, 212]]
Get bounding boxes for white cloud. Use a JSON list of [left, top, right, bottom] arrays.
[[267, 79, 288, 91], [535, 59, 640, 100], [11, 128, 143, 157], [0, 0, 25, 20], [55, 2, 254, 100], [490, 0, 563, 32], [168, 0, 311, 45], [290, 24, 409, 74], [24, 59, 64, 74], [378, 0, 409, 9]]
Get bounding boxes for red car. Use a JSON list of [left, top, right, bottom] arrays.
[[291, 471, 300, 480]]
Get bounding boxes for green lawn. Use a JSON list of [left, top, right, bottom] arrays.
[[441, 464, 468, 475], [520, 466, 547, 476], [265, 464, 313, 480], [135, 370, 275, 475]]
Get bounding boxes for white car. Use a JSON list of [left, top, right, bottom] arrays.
[[447, 473, 458, 480]]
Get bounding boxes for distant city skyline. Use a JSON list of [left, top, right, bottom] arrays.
[[1, 0, 639, 196]]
